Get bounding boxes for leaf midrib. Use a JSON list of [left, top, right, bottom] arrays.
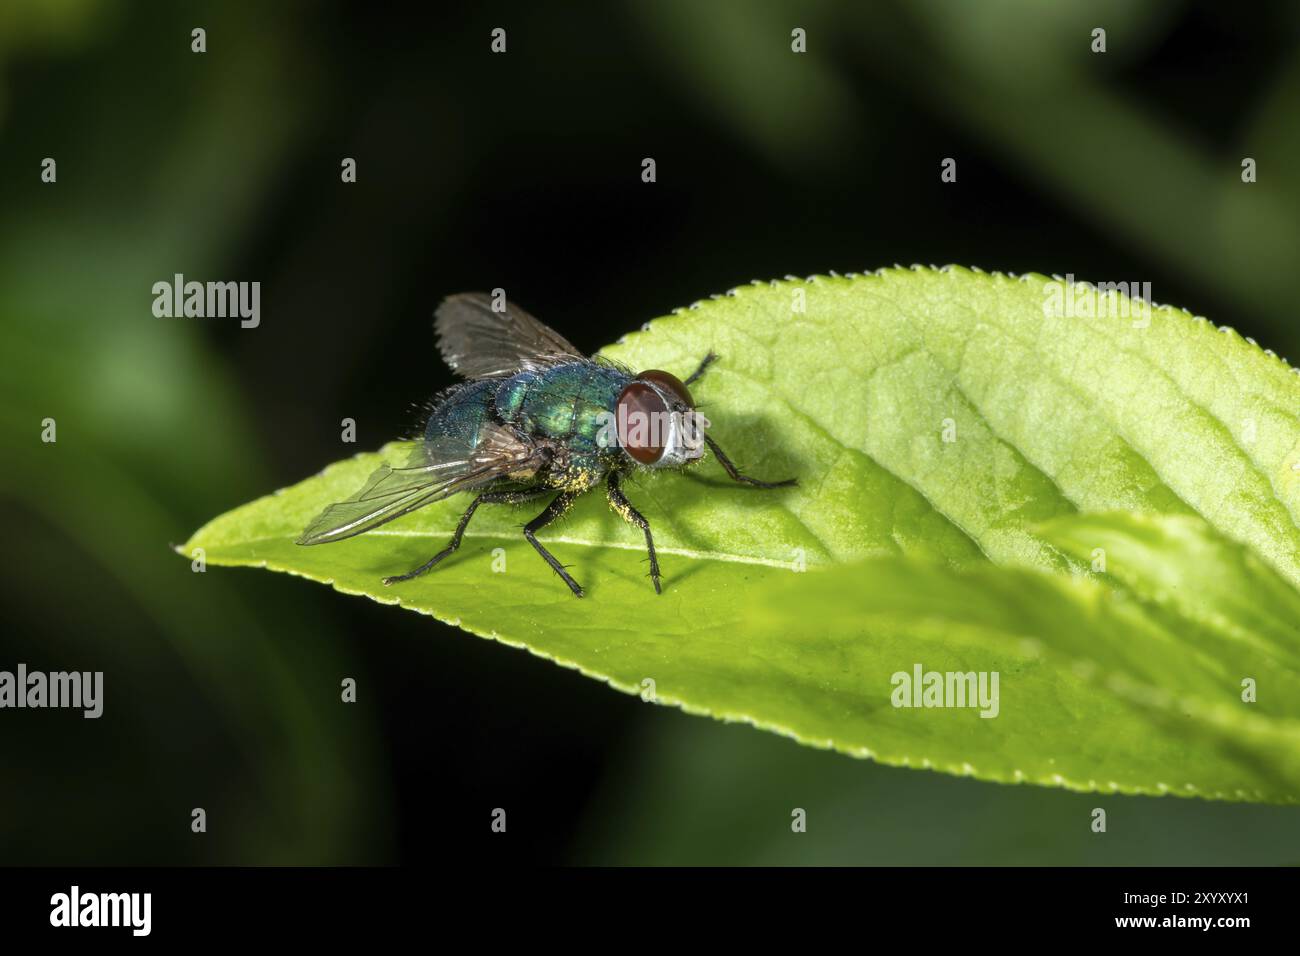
[[203, 526, 804, 571]]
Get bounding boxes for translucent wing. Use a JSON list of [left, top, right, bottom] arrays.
[[296, 425, 543, 545], [435, 292, 583, 379]]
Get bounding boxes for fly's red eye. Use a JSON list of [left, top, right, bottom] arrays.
[[616, 381, 670, 464], [637, 369, 695, 408]]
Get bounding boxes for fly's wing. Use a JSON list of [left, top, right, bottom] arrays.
[[296, 425, 543, 545], [435, 292, 584, 379]]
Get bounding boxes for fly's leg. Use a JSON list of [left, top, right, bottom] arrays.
[[382, 487, 549, 586], [524, 491, 585, 597], [704, 434, 797, 489], [607, 471, 661, 595], [682, 351, 797, 489], [685, 351, 718, 386]]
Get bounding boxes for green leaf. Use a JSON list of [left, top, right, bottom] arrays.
[[182, 267, 1300, 800], [728, 513, 1300, 804]]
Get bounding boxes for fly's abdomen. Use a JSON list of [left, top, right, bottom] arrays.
[[424, 379, 497, 447]]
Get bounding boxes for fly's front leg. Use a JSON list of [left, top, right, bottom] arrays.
[[382, 487, 549, 586], [607, 471, 661, 594], [703, 434, 797, 489], [685, 351, 718, 386], [524, 491, 585, 597]]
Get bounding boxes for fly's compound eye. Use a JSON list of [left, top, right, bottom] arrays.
[[616, 381, 671, 464], [637, 369, 695, 409]]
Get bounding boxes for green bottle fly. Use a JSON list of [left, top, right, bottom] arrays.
[[298, 293, 795, 596]]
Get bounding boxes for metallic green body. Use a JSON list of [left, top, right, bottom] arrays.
[[425, 360, 633, 491]]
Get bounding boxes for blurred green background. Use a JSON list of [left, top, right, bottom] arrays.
[[2, 0, 1298, 865]]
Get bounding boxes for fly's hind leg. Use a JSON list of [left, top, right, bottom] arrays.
[[382, 486, 549, 586], [524, 491, 585, 597], [607, 471, 661, 594]]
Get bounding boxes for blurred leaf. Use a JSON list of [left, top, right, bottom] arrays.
[[578, 703, 1300, 865], [0, 0, 110, 64], [631, 0, 861, 171], [0, 0, 385, 862], [908, 0, 1181, 82], [853, 0, 1300, 343], [182, 268, 1300, 800]]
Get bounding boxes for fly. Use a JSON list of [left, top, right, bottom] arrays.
[[297, 292, 796, 596]]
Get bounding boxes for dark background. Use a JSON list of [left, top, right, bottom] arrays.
[[2, 0, 1299, 865]]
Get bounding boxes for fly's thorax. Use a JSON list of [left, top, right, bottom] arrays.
[[603, 369, 709, 468], [495, 362, 629, 447]]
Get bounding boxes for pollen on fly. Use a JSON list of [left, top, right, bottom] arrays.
[[297, 293, 796, 597]]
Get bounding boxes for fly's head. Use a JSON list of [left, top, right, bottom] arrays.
[[615, 369, 709, 469]]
